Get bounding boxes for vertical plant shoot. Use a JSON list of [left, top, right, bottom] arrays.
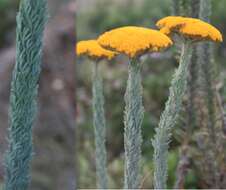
[[152, 41, 192, 189], [153, 16, 222, 189], [198, 0, 221, 187], [185, 0, 200, 135], [198, 0, 216, 141], [92, 62, 108, 189], [123, 59, 144, 188], [98, 26, 172, 189], [76, 40, 117, 189], [173, 1, 200, 188], [4, 0, 47, 189]]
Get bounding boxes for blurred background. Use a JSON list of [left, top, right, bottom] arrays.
[[76, 0, 226, 189], [0, 0, 76, 189]]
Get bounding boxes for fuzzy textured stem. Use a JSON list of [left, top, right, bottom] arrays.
[[124, 59, 144, 189], [92, 62, 108, 189], [152, 42, 192, 189], [4, 0, 47, 189]]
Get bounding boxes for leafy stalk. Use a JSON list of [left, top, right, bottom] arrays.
[[124, 59, 144, 189], [92, 62, 108, 189], [152, 41, 192, 189], [4, 0, 47, 189]]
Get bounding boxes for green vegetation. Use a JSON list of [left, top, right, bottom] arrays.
[[4, 0, 47, 189], [77, 0, 226, 189]]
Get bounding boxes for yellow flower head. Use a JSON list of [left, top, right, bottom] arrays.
[[76, 40, 117, 60], [97, 26, 173, 58], [156, 16, 223, 42]]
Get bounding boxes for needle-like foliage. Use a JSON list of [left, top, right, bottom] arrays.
[[4, 0, 47, 189]]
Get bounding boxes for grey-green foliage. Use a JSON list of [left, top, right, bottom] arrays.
[[171, 0, 193, 62], [198, 0, 216, 141], [198, 0, 220, 187], [185, 0, 200, 134], [4, 0, 47, 189], [152, 42, 193, 189], [92, 62, 108, 189], [124, 59, 144, 189]]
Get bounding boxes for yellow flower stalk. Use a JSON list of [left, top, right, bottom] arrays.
[[76, 40, 117, 189], [152, 16, 223, 189], [98, 26, 172, 189]]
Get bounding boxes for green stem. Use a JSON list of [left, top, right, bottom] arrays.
[[4, 0, 47, 189], [92, 62, 108, 189], [152, 41, 192, 189], [124, 59, 144, 189]]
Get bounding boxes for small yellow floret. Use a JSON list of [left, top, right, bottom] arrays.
[[76, 40, 117, 60], [97, 26, 173, 58], [156, 16, 223, 42]]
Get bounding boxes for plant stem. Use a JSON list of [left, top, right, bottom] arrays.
[[92, 62, 108, 189], [124, 59, 144, 189], [198, 1, 220, 187], [4, 0, 47, 189], [173, 2, 199, 188], [198, 0, 217, 142], [152, 41, 192, 189]]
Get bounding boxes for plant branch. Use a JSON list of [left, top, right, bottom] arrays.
[[4, 0, 47, 189]]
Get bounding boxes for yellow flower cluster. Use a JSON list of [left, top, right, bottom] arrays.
[[76, 40, 117, 60], [156, 16, 223, 42], [97, 26, 173, 58]]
